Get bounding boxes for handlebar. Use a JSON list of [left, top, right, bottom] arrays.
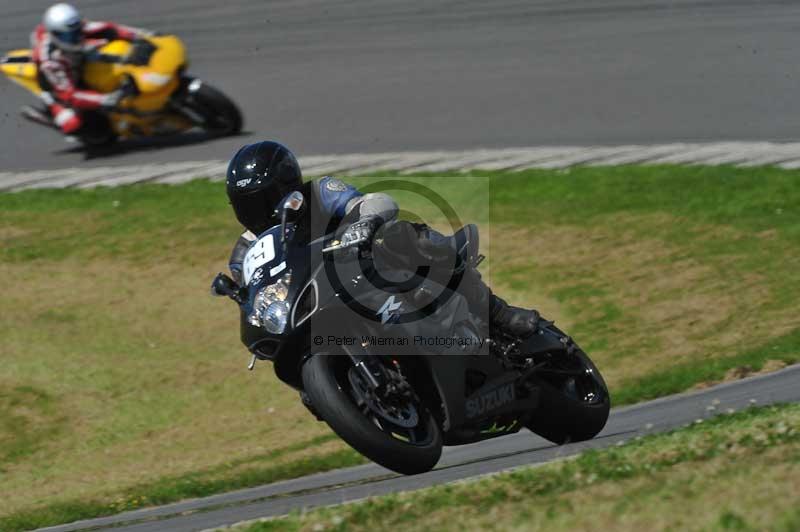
[[322, 233, 370, 253]]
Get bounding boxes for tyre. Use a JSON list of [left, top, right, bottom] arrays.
[[301, 354, 443, 475], [190, 82, 243, 136], [78, 111, 117, 147], [524, 326, 610, 444]]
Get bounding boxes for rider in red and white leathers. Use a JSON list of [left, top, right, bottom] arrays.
[[31, 3, 152, 134]]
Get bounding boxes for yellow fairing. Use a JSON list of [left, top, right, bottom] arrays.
[[0, 50, 41, 95], [83, 35, 187, 112]]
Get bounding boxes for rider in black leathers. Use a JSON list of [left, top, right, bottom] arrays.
[[225, 141, 539, 338]]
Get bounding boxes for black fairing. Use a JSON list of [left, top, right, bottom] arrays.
[[234, 223, 573, 443], [518, 326, 569, 357], [239, 224, 310, 365]]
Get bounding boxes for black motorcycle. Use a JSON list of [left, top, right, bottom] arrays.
[[212, 191, 610, 475]]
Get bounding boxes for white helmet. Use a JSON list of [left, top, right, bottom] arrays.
[[43, 3, 84, 51]]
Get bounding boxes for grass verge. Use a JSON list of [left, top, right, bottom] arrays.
[[0, 435, 364, 532], [612, 327, 800, 405], [236, 404, 800, 532]]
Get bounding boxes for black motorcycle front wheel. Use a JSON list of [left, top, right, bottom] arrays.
[[302, 354, 443, 475]]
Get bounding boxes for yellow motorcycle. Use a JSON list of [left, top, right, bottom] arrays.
[[1, 35, 242, 146]]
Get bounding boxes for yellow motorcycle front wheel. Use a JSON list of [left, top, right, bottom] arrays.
[[182, 80, 243, 136]]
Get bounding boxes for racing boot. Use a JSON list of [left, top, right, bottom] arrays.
[[20, 105, 58, 129], [459, 266, 539, 339], [490, 295, 540, 339]]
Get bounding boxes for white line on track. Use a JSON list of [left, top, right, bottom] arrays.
[[3, 141, 800, 192]]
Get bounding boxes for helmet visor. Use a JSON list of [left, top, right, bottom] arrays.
[[53, 29, 82, 45], [232, 189, 280, 236]]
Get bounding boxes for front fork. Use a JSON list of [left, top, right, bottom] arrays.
[[347, 351, 383, 390], [346, 350, 418, 409]]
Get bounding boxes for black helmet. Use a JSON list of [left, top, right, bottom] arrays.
[[226, 141, 303, 235]]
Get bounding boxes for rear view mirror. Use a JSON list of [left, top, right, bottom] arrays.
[[283, 190, 304, 213], [280, 191, 305, 251]]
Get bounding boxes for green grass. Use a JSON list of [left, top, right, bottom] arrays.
[[0, 435, 364, 532], [238, 404, 800, 532], [0, 385, 66, 465], [1, 164, 799, 528], [0, 178, 232, 263], [613, 327, 800, 405]]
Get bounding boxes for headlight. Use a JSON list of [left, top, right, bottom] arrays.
[[248, 272, 292, 333], [262, 301, 290, 334]]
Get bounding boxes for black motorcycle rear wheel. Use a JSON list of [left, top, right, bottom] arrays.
[[302, 354, 443, 475], [523, 325, 610, 444]]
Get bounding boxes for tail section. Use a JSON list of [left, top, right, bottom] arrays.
[[1, 49, 43, 96]]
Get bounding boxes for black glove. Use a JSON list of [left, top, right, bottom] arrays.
[[340, 216, 380, 249]]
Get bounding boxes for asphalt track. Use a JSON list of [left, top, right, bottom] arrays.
[[39, 364, 800, 532], [2, 0, 800, 172]]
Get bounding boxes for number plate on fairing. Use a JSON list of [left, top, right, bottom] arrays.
[[242, 233, 276, 285]]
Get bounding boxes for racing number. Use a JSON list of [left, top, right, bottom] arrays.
[[242, 234, 276, 284]]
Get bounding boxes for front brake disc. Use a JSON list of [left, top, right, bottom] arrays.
[[347, 367, 419, 428]]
